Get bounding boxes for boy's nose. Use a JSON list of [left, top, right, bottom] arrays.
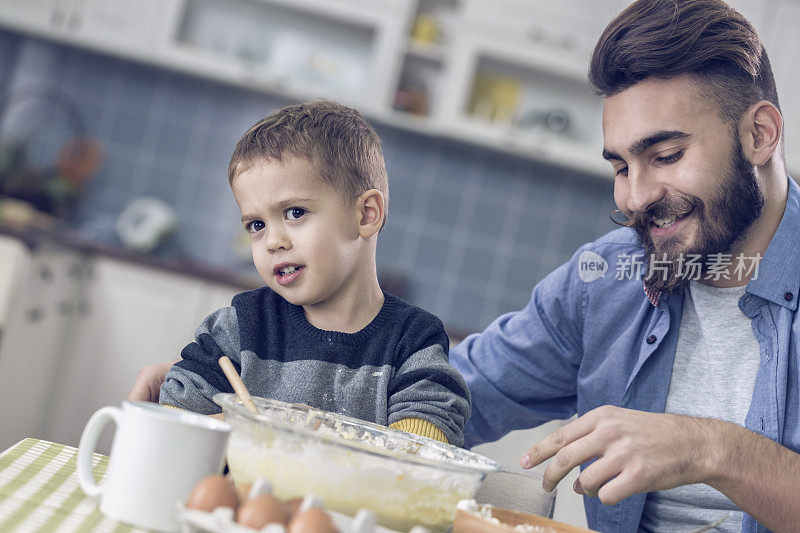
[[266, 228, 291, 253]]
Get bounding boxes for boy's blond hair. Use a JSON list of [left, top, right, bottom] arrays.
[[228, 100, 389, 228]]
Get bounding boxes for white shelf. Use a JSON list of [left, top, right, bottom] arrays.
[[371, 109, 610, 178], [404, 39, 447, 63], [445, 116, 607, 177]]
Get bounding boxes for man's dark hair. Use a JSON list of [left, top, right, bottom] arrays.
[[589, 0, 780, 128]]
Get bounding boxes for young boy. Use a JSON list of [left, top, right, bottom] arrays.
[[159, 100, 470, 446]]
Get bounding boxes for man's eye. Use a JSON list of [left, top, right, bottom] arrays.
[[615, 166, 628, 177], [656, 151, 684, 164], [245, 220, 265, 233], [285, 207, 306, 220]]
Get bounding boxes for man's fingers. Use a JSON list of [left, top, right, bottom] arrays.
[[541, 436, 602, 492], [574, 454, 625, 497], [596, 468, 644, 506], [520, 413, 597, 469]]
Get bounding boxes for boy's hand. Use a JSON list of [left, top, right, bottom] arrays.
[[127, 359, 178, 402]]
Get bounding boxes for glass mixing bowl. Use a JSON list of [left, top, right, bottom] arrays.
[[213, 393, 498, 532]]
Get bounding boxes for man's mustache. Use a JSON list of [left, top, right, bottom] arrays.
[[617, 194, 703, 230]]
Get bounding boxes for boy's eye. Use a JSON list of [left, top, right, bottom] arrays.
[[245, 220, 265, 233], [285, 207, 306, 220]]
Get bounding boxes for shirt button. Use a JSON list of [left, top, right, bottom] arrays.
[[646, 334, 657, 344], [785, 292, 794, 302]]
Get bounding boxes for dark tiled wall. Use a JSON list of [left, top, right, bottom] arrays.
[[0, 32, 617, 334]]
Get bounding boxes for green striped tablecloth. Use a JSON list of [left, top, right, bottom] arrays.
[[0, 438, 152, 533]]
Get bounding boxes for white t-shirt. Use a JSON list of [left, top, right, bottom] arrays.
[[639, 281, 761, 532]]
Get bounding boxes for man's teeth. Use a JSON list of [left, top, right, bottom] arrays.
[[279, 266, 299, 275], [653, 216, 678, 228], [653, 211, 691, 229]]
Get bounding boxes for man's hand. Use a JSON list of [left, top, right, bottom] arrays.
[[126, 360, 179, 402], [519, 405, 718, 505]]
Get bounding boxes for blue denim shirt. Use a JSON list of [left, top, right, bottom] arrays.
[[451, 177, 800, 533]]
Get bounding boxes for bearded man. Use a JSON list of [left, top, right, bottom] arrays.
[[451, 1, 800, 531]]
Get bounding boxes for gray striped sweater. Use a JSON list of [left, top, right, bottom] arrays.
[[159, 288, 470, 446]]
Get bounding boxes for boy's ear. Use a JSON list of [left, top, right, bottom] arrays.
[[740, 100, 782, 167], [356, 189, 385, 238]]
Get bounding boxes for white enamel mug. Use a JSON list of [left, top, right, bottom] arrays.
[[77, 401, 231, 532]]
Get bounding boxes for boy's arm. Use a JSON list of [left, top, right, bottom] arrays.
[[159, 306, 240, 414], [389, 418, 449, 443], [387, 321, 470, 447], [127, 359, 178, 402]]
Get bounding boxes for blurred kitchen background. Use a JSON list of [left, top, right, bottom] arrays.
[[0, 0, 797, 526]]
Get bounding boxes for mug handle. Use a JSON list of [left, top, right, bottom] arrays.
[[77, 406, 122, 497]]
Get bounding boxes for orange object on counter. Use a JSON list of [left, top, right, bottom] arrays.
[[55, 136, 104, 188], [453, 504, 596, 533]]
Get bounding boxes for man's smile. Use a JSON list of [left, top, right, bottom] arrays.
[[650, 207, 695, 237]]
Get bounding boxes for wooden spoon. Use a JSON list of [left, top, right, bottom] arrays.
[[218, 356, 258, 413]]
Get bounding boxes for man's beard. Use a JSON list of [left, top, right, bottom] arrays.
[[625, 137, 764, 294]]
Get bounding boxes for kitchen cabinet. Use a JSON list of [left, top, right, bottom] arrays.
[[44, 255, 244, 450], [0, 234, 31, 331], [457, 0, 628, 68], [0, 239, 246, 451], [0, 0, 172, 58], [428, 0, 632, 176], [158, 0, 411, 113], [436, 32, 605, 175], [0, 242, 87, 451], [64, 0, 168, 55], [0, 0, 60, 34], [390, 0, 460, 118]]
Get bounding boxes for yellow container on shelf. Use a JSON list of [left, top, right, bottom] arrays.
[[411, 13, 441, 45], [468, 74, 522, 124]]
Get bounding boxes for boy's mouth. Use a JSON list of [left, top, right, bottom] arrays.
[[273, 264, 305, 286]]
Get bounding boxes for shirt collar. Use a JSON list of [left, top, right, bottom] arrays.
[[643, 284, 661, 307], [745, 176, 800, 310], [642, 176, 800, 309]]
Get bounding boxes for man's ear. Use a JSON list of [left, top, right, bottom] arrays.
[[740, 100, 782, 166], [356, 189, 385, 238]]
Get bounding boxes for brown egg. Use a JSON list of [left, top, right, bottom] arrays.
[[185, 474, 240, 512], [288, 507, 339, 533], [284, 497, 304, 517], [237, 494, 290, 528], [235, 483, 252, 502]]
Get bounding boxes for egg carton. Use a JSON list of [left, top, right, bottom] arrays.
[[178, 479, 432, 533]]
